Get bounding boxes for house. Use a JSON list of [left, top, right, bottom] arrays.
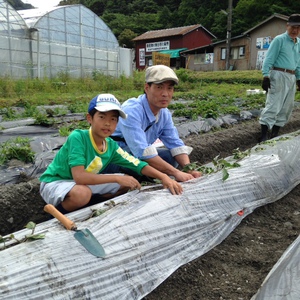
[[181, 14, 289, 71], [132, 24, 216, 70]]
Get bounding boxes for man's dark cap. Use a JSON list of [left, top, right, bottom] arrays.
[[287, 14, 300, 26]]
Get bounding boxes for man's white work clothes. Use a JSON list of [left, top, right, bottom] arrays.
[[260, 31, 300, 128]]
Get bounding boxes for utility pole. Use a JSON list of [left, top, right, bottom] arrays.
[[225, 0, 233, 70]]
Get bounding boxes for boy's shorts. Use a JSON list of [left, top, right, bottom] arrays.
[[40, 178, 122, 207]]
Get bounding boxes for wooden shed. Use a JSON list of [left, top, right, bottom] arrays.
[[182, 14, 289, 71], [132, 24, 216, 70]]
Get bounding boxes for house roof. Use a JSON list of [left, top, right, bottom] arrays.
[[181, 13, 289, 54], [243, 13, 288, 35], [133, 24, 216, 41]]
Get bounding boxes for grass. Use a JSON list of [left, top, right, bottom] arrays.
[[0, 69, 262, 107], [0, 68, 299, 120], [1, 69, 299, 163]]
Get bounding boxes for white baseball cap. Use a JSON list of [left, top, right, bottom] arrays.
[[145, 65, 179, 85], [88, 94, 127, 119]]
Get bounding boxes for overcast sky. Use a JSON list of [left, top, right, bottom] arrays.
[[22, 0, 61, 9]]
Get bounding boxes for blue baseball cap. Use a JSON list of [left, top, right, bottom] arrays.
[[88, 94, 127, 119]]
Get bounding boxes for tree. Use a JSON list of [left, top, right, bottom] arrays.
[[59, 0, 81, 5], [118, 28, 137, 48], [232, 0, 286, 35], [210, 11, 228, 40], [128, 0, 160, 14], [86, 0, 108, 15], [105, 0, 131, 14], [8, 0, 33, 9], [157, 6, 173, 29], [101, 13, 130, 37], [12, 0, 296, 45], [184, 12, 198, 26]]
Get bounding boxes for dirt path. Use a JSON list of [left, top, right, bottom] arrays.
[[1, 109, 300, 299]]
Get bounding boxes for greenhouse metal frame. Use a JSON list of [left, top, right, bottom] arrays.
[[0, 0, 124, 78]]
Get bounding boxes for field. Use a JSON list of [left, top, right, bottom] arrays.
[[0, 70, 300, 299]]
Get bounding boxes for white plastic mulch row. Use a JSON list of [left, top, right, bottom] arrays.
[[251, 233, 300, 300], [1, 132, 300, 299]]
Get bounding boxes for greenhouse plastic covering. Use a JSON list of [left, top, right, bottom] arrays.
[[1, 131, 300, 299], [0, 1, 121, 78]]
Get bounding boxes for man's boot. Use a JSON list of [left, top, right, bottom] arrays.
[[270, 125, 280, 138], [259, 124, 269, 142]]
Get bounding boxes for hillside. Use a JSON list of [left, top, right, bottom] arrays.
[[11, 0, 298, 46]]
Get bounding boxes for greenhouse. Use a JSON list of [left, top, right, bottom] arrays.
[[0, 0, 129, 78]]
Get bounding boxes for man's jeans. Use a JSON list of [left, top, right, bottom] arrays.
[[102, 148, 178, 178]]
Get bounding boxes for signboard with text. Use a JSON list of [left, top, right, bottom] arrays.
[[146, 41, 170, 52], [152, 52, 170, 67], [139, 48, 145, 66]]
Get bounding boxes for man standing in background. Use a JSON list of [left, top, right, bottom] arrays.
[[259, 14, 300, 142]]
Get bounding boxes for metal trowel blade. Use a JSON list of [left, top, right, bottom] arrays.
[[74, 228, 106, 258]]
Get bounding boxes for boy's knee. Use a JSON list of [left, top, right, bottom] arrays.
[[65, 185, 92, 210], [73, 185, 92, 199]]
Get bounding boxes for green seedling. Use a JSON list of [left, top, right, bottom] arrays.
[[0, 136, 35, 164], [232, 148, 251, 160], [0, 221, 45, 250], [182, 148, 250, 181], [24, 221, 45, 241], [90, 208, 107, 218]]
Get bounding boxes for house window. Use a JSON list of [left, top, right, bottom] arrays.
[[195, 53, 214, 64], [221, 46, 245, 60], [221, 48, 226, 60], [231, 46, 245, 59], [239, 46, 245, 56], [194, 54, 205, 64]]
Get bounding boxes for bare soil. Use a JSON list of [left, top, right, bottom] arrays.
[[1, 109, 300, 300]]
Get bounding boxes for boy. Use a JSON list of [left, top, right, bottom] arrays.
[[40, 93, 183, 213]]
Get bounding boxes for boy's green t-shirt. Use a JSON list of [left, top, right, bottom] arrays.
[[40, 128, 148, 183]]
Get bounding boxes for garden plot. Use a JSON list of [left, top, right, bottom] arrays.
[[1, 132, 300, 300]]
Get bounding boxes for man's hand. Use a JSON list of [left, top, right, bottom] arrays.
[[187, 170, 202, 178], [173, 170, 196, 182], [161, 176, 183, 195], [297, 80, 300, 91], [262, 77, 270, 92], [181, 162, 202, 179]]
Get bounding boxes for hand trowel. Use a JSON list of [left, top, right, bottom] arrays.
[[44, 204, 105, 258]]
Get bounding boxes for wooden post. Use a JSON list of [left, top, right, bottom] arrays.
[[225, 0, 233, 70]]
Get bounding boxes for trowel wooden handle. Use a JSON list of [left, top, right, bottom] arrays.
[[44, 204, 77, 230]]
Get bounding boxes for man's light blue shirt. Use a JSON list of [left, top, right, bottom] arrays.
[[112, 94, 191, 160], [262, 31, 300, 79]]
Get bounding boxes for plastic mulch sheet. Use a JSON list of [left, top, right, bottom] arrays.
[[1, 132, 300, 299], [251, 234, 300, 300]]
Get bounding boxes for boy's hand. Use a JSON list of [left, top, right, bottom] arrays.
[[161, 177, 183, 195], [119, 175, 141, 190]]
